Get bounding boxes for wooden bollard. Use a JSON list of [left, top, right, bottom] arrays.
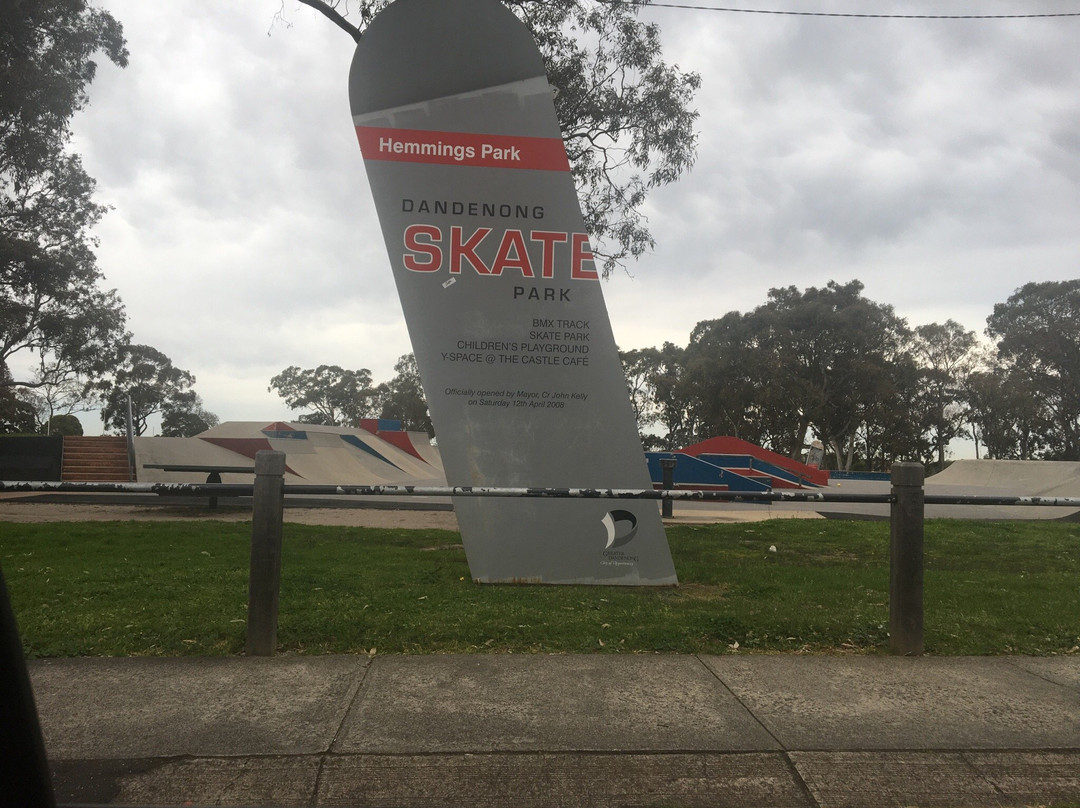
[[889, 461, 924, 656], [246, 450, 285, 656]]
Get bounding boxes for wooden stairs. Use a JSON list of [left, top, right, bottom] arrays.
[[62, 436, 133, 482]]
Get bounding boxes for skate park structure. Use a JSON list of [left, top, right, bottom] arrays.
[[641, 435, 1078, 521], [135, 420, 445, 487], [646, 435, 830, 492]]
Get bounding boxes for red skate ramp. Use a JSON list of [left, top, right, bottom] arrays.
[[680, 436, 829, 488]]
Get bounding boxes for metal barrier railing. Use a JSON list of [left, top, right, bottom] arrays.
[[4, 480, 1080, 508], [4, 454, 1080, 659], [5, 480, 1080, 508]]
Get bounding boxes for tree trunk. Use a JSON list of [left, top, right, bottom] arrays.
[[789, 420, 809, 460], [827, 438, 843, 470]]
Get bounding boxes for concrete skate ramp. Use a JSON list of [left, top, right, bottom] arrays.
[[817, 459, 1080, 521], [273, 430, 401, 486], [134, 422, 445, 487], [135, 438, 304, 484], [301, 429, 442, 485], [407, 431, 442, 468], [928, 460, 1080, 497], [338, 431, 439, 481], [683, 460, 1080, 522]]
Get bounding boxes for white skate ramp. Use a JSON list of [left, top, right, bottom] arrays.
[[919, 459, 1080, 520], [928, 460, 1080, 497], [134, 421, 445, 487]]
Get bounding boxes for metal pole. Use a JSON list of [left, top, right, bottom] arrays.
[[889, 462, 924, 656], [125, 393, 136, 481], [246, 451, 285, 656], [659, 457, 677, 518]]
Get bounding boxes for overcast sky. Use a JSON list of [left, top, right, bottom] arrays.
[[33, 1, 1080, 448]]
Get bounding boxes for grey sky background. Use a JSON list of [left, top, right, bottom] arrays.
[[28, 1, 1080, 453]]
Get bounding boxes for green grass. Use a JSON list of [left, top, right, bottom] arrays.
[[1, 518, 1077, 657]]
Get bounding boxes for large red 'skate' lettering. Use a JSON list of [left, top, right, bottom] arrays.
[[531, 231, 568, 279], [401, 224, 598, 281], [402, 224, 442, 271], [571, 233, 598, 280], [490, 229, 533, 277], [450, 226, 491, 274]]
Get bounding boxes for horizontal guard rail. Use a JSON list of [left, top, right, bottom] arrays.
[[0, 481, 256, 496], [3, 480, 1080, 507], [922, 494, 1080, 506]]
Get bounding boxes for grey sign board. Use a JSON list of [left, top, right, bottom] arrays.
[[349, 0, 676, 585]]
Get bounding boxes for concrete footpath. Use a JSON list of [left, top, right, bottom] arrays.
[[28, 653, 1080, 808]]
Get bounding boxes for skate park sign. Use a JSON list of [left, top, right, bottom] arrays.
[[349, 0, 676, 585]]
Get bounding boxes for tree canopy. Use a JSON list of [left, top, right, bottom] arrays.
[[89, 344, 200, 436], [678, 281, 916, 468], [268, 356, 430, 435], [984, 280, 1080, 460], [160, 405, 219, 438], [1, 0, 130, 391], [268, 364, 380, 426], [0, 362, 35, 432], [377, 353, 433, 435], [291, 0, 700, 275], [610, 279, 1080, 470], [913, 320, 977, 468]]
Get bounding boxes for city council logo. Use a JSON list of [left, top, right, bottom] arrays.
[[601, 509, 638, 550]]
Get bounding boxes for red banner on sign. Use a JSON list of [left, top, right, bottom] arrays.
[[355, 126, 570, 172]]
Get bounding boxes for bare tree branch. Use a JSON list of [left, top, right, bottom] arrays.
[[295, 0, 362, 42]]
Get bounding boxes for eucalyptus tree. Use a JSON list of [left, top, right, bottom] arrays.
[[913, 320, 978, 470], [648, 341, 703, 450], [269, 364, 380, 426], [984, 280, 1080, 459], [1, 0, 129, 391], [619, 347, 663, 441], [857, 355, 934, 470], [668, 281, 914, 467], [681, 311, 792, 452], [91, 344, 201, 436], [964, 366, 1049, 460], [378, 353, 433, 435], [752, 280, 912, 469]]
